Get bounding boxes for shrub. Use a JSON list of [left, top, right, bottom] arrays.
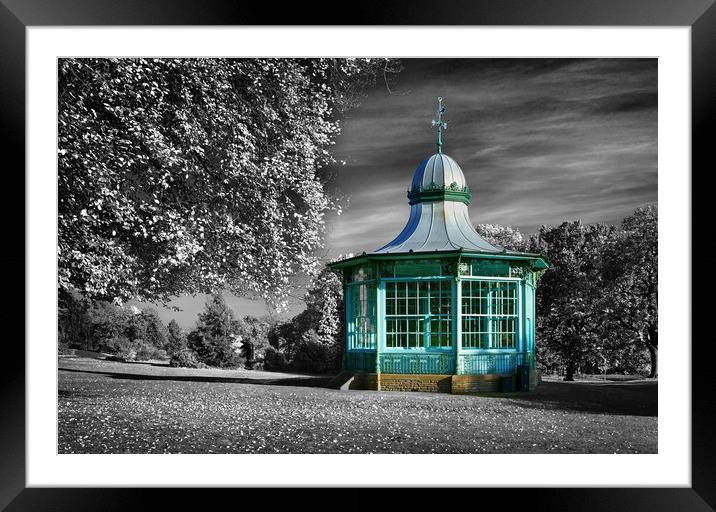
[[135, 342, 168, 362], [262, 346, 289, 372], [103, 336, 137, 362], [289, 330, 338, 374], [169, 348, 202, 368], [58, 342, 74, 356]]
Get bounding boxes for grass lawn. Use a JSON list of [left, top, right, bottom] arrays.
[[58, 354, 657, 454]]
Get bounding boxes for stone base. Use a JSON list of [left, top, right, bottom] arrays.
[[349, 371, 539, 394], [452, 374, 503, 393]]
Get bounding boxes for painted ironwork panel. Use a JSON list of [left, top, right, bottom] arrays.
[[458, 352, 531, 375], [380, 353, 455, 374]]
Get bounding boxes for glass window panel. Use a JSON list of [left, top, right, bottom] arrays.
[[407, 297, 417, 315], [384, 280, 452, 350], [461, 280, 517, 349], [348, 283, 377, 350]]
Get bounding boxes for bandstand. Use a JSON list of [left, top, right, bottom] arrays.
[[328, 99, 548, 393]]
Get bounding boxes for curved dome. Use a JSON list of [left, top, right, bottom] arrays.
[[374, 152, 503, 254], [411, 153, 467, 191]]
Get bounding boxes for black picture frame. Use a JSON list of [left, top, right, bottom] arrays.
[[2, 0, 711, 510]]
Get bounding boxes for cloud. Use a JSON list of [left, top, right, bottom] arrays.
[[324, 58, 657, 258]]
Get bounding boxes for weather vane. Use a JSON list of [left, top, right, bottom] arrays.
[[431, 96, 449, 153]]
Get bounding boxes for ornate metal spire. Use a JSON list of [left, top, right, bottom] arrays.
[[431, 97, 449, 153]]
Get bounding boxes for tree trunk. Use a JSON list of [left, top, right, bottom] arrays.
[[647, 344, 657, 378], [645, 327, 658, 378], [564, 362, 575, 381]]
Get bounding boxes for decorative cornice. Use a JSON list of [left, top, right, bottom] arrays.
[[407, 181, 472, 205]]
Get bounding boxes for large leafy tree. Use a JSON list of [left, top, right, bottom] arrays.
[[58, 58, 396, 309], [601, 204, 658, 377], [531, 221, 616, 380]]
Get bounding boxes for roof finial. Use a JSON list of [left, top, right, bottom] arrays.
[[431, 96, 449, 153]]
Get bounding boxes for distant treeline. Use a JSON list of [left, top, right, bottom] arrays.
[[58, 266, 343, 373]]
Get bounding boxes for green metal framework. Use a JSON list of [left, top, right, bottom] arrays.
[[407, 183, 472, 205], [385, 280, 452, 349], [333, 254, 545, 376]]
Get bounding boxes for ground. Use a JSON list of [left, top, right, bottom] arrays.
[[58, 353, 657, 454]]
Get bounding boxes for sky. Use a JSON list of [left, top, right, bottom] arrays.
[[134, 58, 658, 329]]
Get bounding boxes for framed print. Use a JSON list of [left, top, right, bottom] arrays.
[[3, 0, 713, 509]]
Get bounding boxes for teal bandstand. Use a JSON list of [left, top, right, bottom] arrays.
[[328, 99, 548, 393]]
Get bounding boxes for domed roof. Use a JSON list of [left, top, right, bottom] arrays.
[[411, 153, 467, 191], [407, 153, 472, 206], [374, 152, 502, 254], [327, 98, 550, 270]]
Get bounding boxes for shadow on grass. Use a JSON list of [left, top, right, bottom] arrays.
[[59, 362, 657, 417], [58, 367, 335, 389], [500, 380, 658, 417]]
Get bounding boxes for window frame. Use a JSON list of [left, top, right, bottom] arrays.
[[460, 276, 522, 352], [346, 280, 377, 351], [382, 277, 454, 352]]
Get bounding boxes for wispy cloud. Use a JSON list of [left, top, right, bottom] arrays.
[[325, 58, 657, 257]]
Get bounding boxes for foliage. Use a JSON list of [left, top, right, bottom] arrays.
[[475, 223, 527, 251], [600, 204, 658, 377], [58, 342, 74, 356], [265, 266, 344, 374], [187, 294, 242, 368], [139, 308, 169, 350], [268, 309, 318, 359], [59, 288, 179, 361], [58, 288, 93, 350], [235, 316, 271, 369], [289, 329, 339, 374], [530, 220, 617, 380], [58, 58, 398, 309], [104, 336, 138, 362], [529, 207, 657, 378], [262, 346, 289, 372], [135, 343, 168, 362], [169, 348, 203, 368], [166, 319, 187, 356]]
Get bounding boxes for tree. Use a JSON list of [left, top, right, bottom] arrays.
[[140, 309, 167, 348], [58, 289, 92, 350], [265, 265, 344, 373], [601, 204, 658, 377], [58, 58, 398, 309], [85, 301, 133, 351], [299, 266, 345, 371], [475, 224, 527, 251], [304, 267, 344, 344], [166, 319, 187, 356], [187, 294, 241, 367], [235, 315, 270, 369], [530, 221, 616, 380]]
